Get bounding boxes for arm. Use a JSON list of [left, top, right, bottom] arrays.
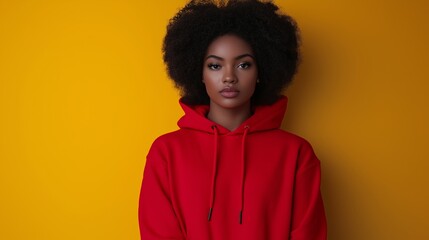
[[290, 142, 327, 240], [138, 140, 185, 239]]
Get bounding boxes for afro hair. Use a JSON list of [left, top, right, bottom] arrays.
[[163, 0, 300, 105]]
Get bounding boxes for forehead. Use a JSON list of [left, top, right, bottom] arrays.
[[205, 34, 254, 57]]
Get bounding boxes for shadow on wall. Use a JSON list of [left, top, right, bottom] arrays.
[[280, 27, 352, 240]]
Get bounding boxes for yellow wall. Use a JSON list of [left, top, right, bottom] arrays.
[[0, 0, 428, 239]]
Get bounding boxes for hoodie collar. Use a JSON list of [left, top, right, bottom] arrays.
[[177, 96, 288, 135]]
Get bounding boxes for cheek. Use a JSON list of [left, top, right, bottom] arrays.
[[202, 71, 218, 93], [202, 69, 209, 82], [239, 70, 258, 85], [203, 71, 222, 86], [246, 72, 258, 95], [203, 69, 221, 80]]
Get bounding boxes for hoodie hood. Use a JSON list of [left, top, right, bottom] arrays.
[[177, 96, 288, 134]]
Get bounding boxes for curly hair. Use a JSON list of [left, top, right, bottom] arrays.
[[163, 0, 300, 105]]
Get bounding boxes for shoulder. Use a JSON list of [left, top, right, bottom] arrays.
[[148, 129, 195, 154], [263, 129, 319, 163], [280, 130, 317, 156], [275, 130, 321, 170], [145, 130, 180, 164], [258, 129, 314, 150], [146, 129, 202, 166], [149, 129, 183, 150]]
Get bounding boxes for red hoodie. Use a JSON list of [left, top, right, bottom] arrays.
[[139, 96, 327, 240]]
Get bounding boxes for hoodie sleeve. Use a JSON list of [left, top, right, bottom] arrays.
[[138, 140, 185, 240], [290, 141, 327, 240]]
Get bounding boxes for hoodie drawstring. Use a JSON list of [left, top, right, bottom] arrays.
[[208, 125, 250, 224], [208, 125, 219, 221], [239, 125, 250, 224]]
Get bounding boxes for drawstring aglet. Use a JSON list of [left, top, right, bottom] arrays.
[[208, 208, 213, 221], [239, 210, 243, 224]]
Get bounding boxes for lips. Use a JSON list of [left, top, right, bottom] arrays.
[[220, 87, 239, 98]]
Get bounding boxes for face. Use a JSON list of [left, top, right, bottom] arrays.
[[203, 34, 258, 111]]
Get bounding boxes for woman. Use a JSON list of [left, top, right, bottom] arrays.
[[139, 1, 327, 239]]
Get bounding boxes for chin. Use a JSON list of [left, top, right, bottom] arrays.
[[215, 98, 250, 109]]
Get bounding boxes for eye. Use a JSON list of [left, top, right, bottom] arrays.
[[207, 63, 221, 70], [238, 62, 252, 69]]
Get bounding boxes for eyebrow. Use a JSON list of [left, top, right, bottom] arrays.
[[205, 53, 255, 61]]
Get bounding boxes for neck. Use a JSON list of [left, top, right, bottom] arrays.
[[207, 102, 252, 131]]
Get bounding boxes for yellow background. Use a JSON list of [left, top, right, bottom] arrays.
[[1, 0, 428, 239]]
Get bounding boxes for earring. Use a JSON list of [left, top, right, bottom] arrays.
[[256, 79, 260, 83]]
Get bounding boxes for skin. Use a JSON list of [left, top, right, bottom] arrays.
[[203, 34, 258, 131]]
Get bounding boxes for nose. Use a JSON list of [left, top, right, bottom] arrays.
[[223, 67, 237, 84]]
